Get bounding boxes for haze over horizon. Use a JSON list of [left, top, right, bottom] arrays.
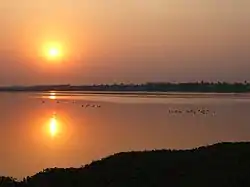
[[1, 0, 250, 86]]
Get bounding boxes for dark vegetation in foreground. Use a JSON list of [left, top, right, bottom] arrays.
[[1, 142, 250, 187], [0, 81, 250, 93]]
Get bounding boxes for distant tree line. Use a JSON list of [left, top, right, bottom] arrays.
[[0, 81, 250, 93]]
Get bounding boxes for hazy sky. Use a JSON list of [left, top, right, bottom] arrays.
[[0, 0, 250, 85]]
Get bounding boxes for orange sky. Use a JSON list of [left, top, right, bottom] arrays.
[[0, 0, 250, 85]]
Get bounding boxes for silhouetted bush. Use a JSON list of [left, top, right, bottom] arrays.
[[1, 142, 250, 187]]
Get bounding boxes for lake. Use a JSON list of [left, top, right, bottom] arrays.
[[1, 92, 250, 179]]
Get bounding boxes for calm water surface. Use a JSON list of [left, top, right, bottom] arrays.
[[1, 92, 250, 178]]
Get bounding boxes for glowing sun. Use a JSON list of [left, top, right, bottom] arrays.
[[43, 42, 63, 61], [49, 48, 60, 57]]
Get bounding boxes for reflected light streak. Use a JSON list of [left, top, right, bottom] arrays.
[[37, 111, 75, 147], [49, 114, 59, 137], [49, 92, 57, 100]]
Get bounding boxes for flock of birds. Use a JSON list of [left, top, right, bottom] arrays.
[[168, 108, 216, 115], [41, 99, 216, 116], [168, 109, 215, 115], [41, 100, 102, 108]]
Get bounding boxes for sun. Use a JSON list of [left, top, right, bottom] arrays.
[[43, 42, 63, 61], [49, 48, 60, 57], [47, 46, 61, 60]]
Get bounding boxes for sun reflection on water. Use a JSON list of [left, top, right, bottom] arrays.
[[49, 92, 57, 100], [49, 114, 58, 137]]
